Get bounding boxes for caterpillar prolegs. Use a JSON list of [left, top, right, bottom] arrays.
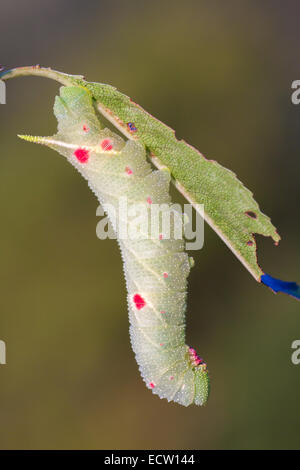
[[21, 86, 210, 406]]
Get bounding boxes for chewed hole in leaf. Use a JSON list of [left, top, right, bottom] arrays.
[[245, 211, 257, 219]]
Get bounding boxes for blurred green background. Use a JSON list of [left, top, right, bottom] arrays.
[[0, 0, 299, 450]]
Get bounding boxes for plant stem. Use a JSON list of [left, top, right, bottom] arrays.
[[0, 65, 83, 86]]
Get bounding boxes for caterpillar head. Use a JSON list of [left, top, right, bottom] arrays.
[[18, 86, 155, 207]]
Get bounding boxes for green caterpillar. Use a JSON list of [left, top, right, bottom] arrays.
[[20, 86, 210, 406]]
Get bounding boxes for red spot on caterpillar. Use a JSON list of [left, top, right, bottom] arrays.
[[147, 197, 152, 204], [133, 294, 146, 310], [101, 139, 113, 151], [163, 272, 168, 279], [149, 382, 155, 389], [74, 148, 89, 163], [82, 124, 89, 133], [188, 347, 205, 367], [125, 166, 133, 175]]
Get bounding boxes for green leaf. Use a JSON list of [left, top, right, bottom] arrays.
[[0, 66, 280, 280]]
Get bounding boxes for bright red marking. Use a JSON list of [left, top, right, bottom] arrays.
[[247, 240, 253, 246], [189, 347, 205, 367], [125, 166, 133, 175], [160, 310, 166, 314], [133, 294, 146, 310], [160, 343, 164, 346], [101, 139, 113, 151], [74, 148, 89, 163], [149, 382, 155, 389], [82, 124, 89, 133], [170, 376, 174, 380], [159, 234, 163, 240], [163, 272, 168, 279], [147, 197, 152, 204]]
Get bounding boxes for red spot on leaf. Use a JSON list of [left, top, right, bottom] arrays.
[[133, 294, 146, 310], [149, 382, 155, 389], [245, 211, 257, 219], [82, 124, 89, 133], [147, 197, 152, 204], [163, 272, 168, 279], [159, 234, 163, 240], [101, 139, 113, 151], [169, 376, 174, 380], [74, 148, 89, 163]]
